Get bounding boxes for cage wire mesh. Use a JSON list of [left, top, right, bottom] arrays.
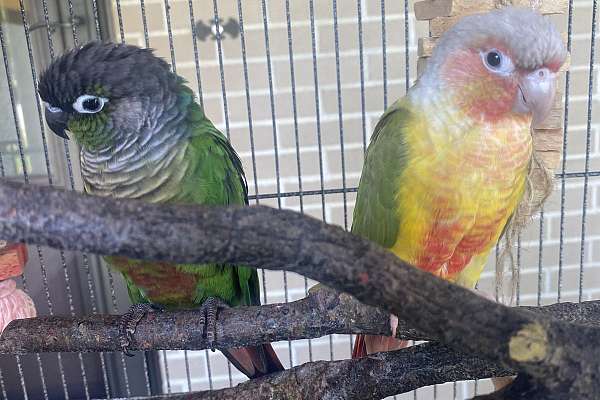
[[0, 0, 598, 399]]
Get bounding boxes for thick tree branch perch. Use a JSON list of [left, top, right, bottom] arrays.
[[0, 180, 599, 398]]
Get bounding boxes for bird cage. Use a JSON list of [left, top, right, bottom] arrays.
[[0, 0, 597, 399]]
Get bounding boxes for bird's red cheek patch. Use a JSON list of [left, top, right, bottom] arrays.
[[441, 50, 518, 123]]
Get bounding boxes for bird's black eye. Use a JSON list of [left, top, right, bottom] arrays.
[[481, 49, 514, 74], [486, 51, 502, 68], [73, 94, 108, 114], [83, 97, 100, 112]]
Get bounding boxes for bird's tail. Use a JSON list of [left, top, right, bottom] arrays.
[[221, 343, 284, 379], [352, 334, 408, 358]]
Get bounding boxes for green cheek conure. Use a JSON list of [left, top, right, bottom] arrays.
[[38, 42, 283, 378]]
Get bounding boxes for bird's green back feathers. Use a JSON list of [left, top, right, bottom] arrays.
[[351, 100, 411, 249]]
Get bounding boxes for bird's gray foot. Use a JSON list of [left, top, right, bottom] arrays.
[[198, 297, 229, 351], [118, 303, 162, 356]]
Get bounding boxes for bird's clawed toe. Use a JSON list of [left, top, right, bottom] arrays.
[[118, 303, 159, 356]]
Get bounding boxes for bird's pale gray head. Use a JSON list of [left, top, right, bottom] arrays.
[[420, 7, 567, 125], [429, 7, 566, 72], [39, 41, 179, 150]]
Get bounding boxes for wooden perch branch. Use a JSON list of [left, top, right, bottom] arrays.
[[0, 286, 426, 353], [136, 343, 513, 400], [2, 286, 600, 354], [0, 180, 599, 398]]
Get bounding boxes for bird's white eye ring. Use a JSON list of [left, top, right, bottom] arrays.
[[481, 49, 514, 75], [73, 94, 108, 114], [46, 104, 63, 113]]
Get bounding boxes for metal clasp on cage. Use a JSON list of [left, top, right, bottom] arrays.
[[194, 18, 239, 41]]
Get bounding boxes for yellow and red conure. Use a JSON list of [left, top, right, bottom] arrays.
[[351, 4, 566, 362], [391, 97, 532, 287]]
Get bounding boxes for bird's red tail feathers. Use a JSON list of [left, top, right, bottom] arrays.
[[352, 334, 408, 358], [222, 343, 284, 378]]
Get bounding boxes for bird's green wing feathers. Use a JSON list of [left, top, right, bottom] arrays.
[[351, 100, 411, 249], [177, 95, 260, 307]]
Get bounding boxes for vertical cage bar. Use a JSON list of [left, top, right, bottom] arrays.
[[260, 0, 282, 208], [90, 0, 102, 39], [235, 0, 259, 204], [380, 0, 388, 109], [204, 350, 214, 391], [404, 0, 410, 91], [107, 269, 132, 397], [17, 2, 53, 184], [285, 0, 303, 213], [114, 0, 125, 43], [332, 0, 348, 231], [14, 355, 28, 400], [212, 0, 231, 139], [34, 247, 62, 399], [308, 0, 333, 361], [357, 0, 367, 153], [284, 3, 312, 360], [0, 87, 17, 399], [209, 0, 236, 381], [162, 351, 171, 394], [579, 0, 598, 304], [235, 0, 268, 314], [66, 0, 79, 45], [516, 234, 522, 306], [260, 0, 293, 366], [308, 0, 327, 222], [537, 209, 545, 307], [0, 367, 7, 399], [183, 350, 192, 392], [140, 0, 150, 48], [142, 353, 151, 396], [163, 0, 177, 72], [187, 0, 204, 107], [557, 0, 575, 304]]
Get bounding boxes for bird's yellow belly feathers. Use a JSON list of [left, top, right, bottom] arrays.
[[391, 114, 532, 287]]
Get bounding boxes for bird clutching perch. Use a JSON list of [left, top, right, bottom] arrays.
[[350, 5, 566, 360], [38, 41, 284, 378]]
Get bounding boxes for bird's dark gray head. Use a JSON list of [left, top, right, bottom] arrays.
[[38, 41, 181, 150]]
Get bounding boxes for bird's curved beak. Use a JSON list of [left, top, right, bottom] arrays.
[[513, 68, 557, 128], [44, 108, 70, 140]]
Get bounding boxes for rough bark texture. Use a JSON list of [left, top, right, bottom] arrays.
[[0, 180, 599, 398], [0, 286, 425, 353], [120, 344, 514, 400]]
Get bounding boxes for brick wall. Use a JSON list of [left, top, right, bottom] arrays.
[[115, 1, 599, 398]]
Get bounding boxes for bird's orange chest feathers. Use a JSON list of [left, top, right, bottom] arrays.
[[392, 100, 532, 284]]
